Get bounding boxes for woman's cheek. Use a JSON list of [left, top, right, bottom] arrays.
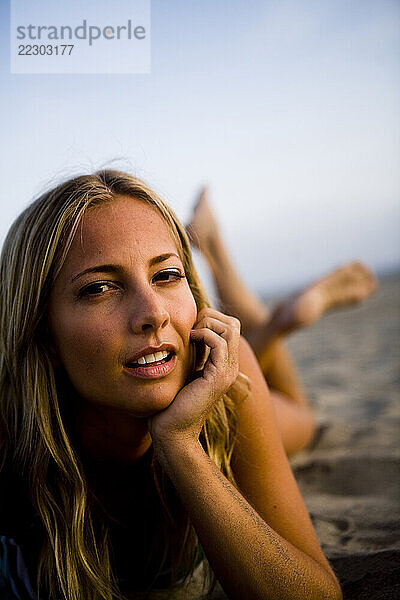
[[55, 315, 110, 370], [182, 289, 198, 328]]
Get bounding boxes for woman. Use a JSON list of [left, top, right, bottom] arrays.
[[0, 170, 342, 600]]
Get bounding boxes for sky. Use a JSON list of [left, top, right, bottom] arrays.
[[0, 0, 399, 296]]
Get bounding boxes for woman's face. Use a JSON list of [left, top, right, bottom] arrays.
[[48, 195, 198, 417]]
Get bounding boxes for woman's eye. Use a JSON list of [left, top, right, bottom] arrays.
[[153, 270, 185, 283], [80, 282, 117, 297]]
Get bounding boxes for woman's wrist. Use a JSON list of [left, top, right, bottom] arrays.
[[151, 432, 206, 474]]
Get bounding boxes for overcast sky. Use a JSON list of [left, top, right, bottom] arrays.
[[1, 0, 399, 296]]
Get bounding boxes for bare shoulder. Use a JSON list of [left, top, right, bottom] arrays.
[[232, 336, 284, 466], [233, 336, 282, 436], [237, 335, 271, 389]]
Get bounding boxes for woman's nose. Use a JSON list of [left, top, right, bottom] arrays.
[[129, 288, 170, 334]]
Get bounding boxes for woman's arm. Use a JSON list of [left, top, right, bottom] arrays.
[[149, 309, 342, 600], [157, 439, 341, 600], [231, 336, 340, 589]]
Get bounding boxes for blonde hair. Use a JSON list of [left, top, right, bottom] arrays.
[[0, 170, 238, 599]]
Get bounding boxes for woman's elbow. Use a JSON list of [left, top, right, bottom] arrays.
[[324, 573, 343, 600]]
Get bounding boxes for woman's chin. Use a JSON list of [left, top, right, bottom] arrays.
[[117, 388, 180, 418]]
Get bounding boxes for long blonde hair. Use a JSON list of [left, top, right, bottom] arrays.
[[0, 170, 238, 599]]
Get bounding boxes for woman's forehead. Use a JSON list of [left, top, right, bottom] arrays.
[[77, 196, 178, 252]]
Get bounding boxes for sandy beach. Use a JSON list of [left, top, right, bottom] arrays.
[[286, 273, 400, 599]]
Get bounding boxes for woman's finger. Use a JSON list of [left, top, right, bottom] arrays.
[[190, 328, 229, 371], [190, 327, 239, 382], [190, 327, 229, 355], [192, 321, 239, 365], [193, 316, 229, 338], [196, 308, 241, 333]]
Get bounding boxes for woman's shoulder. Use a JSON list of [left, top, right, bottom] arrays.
[[231, 336, 283, 463], [237, 335, 267, 386], [227, 336, 272, 410]]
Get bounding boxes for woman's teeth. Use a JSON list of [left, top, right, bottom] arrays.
[[135, 350, 169, 365], [124, 350, 176, 378]]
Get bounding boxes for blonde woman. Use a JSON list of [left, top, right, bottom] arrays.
[[0, 170, 342, 600]]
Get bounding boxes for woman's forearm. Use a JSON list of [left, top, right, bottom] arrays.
[[156, 439, 342, 600]]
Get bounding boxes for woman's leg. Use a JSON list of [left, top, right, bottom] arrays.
[[186, 187, 377, 454], [186, 187, 269, 334], [186, 188, 316, 455], [246, 262, 378, 367]]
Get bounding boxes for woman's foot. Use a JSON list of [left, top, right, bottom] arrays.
[[186, 186, 220, 258], [272, 262, 378, 334]]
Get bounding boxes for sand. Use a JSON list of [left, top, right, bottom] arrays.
[[287, 273, 400, 599]]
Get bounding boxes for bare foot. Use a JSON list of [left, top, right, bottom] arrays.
[[271, 262, 378, 334], [185, 187, 220, 257]]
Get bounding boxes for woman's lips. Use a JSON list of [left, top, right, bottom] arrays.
[[123, 353, 177, 379]]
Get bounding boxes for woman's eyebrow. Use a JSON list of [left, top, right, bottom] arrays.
[[71, 265, 121, 283], [149, 252, 181, 267], [71, 253, 181, 283]]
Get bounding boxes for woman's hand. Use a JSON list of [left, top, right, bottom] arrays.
[[148, 307, 241, 451]]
